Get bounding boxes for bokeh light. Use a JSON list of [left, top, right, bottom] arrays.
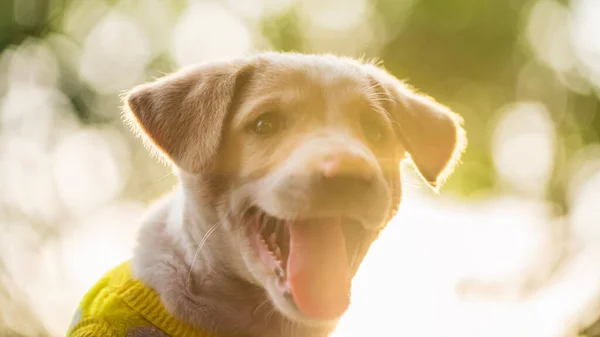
[[171, 2, 253, 67], [0, 0, 599, 336]]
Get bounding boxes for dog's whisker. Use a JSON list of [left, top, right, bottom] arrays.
[[155, 172, 175, 182], [370, 96, 396, 104], [293, 319, 299, 337], [281, 313, 286, 337], [360, 81, 384, 95], [363, 88, 387, 97], [290, 319, 298, 337], [367, 95, 395, 104], [265, 307, 277, 323], [187, 220, 223, 282], [252, 298, 271, 316]]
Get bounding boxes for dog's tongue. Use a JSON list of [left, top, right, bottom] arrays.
[[287, 218, 350, 319]]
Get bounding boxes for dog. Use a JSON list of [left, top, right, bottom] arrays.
[[66, 52, 466, 337]]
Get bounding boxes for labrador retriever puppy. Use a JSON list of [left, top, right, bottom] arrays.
[[67, 52, 466, 337]]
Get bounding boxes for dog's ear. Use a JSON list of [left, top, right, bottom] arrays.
[[365, 65, 467, 190], [123, 60, 253, 173]]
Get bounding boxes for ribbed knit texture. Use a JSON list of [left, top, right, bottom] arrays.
[[67, 261, 212, 337]]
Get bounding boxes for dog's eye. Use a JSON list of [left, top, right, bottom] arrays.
[[251, 112, 283, 136], [361, 115, 386, 143]]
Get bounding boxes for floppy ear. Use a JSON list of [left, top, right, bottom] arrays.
[[123, 60, 253, 173], [365, 65, 467, 190]]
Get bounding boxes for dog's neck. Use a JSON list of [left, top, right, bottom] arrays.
[[132, 179, 335, 337]]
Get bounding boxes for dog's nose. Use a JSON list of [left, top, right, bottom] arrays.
[[318, 152, 374, 195]]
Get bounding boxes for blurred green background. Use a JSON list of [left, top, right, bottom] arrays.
[[0, 0, 599, 336], [2, 0, 599, 203]]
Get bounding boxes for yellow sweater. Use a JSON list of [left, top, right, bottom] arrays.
[[67, 261, 211, 337]]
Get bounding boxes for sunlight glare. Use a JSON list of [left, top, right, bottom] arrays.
[[79, 11, 151, 94], [571, 0, 600, 89], [171, 2, 252, 67], [52, 127, 131, 215], [492, 102, 556, 197]]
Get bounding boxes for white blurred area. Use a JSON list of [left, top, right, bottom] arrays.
[[0, 0, 599, 336]]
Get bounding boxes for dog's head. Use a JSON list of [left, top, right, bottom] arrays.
[[124, 53, 465, 325]]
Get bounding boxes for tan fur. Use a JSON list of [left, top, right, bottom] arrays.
[[123, 52, 466, 337]]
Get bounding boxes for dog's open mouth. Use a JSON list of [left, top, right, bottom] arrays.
[[248, 207, 352, 320]]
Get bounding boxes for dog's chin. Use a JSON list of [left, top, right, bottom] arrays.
[[239, 206, 369, 326]]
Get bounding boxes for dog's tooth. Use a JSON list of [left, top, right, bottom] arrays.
[[275, 265, 285, 279]]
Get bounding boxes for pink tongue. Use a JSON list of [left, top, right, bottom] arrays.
[[287, 218, 351, 319]]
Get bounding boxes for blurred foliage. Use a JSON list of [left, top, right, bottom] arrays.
[[0, 0, 599, 336], [1, 0, 597, 205]]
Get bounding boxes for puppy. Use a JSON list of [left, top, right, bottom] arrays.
[[67, 52, 466, 337]]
